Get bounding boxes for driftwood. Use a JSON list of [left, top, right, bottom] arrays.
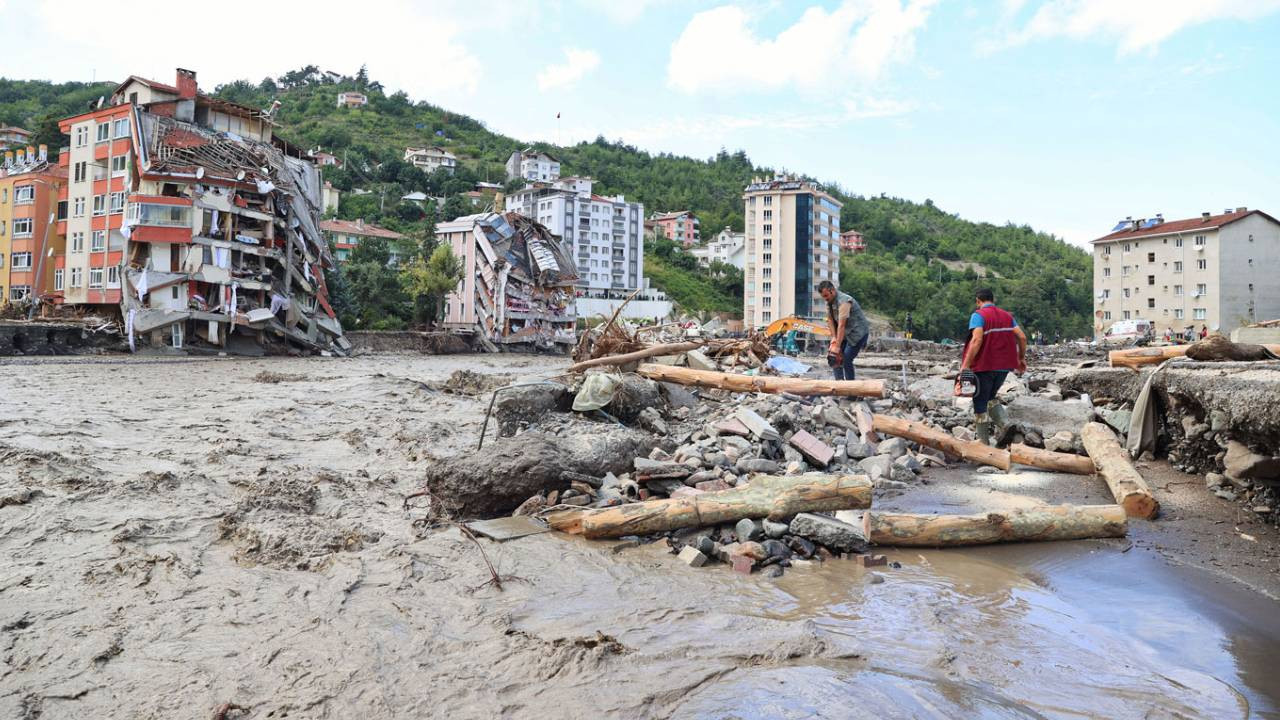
[[871, 414, 1012, 470], [1108, 341, 1280, 369], [1009, 443, 1096, 475], [551, 473, 872, 539], [863, 505, 1127, 547], [1080, 422, 1158, 518], [566, 341, 704, 373], [636, 364, 886, 398]]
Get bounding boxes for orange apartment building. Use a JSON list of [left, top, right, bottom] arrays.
[[650, 210, 700, 247], [0, 147, 66, 306]]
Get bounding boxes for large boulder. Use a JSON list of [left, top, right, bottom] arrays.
[[1224, 440, 1280, 482], [999, 395, 1096, 444], [494, 382, 574, 436]]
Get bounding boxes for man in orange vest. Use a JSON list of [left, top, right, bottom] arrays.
[[958, 288, 1028, 445]]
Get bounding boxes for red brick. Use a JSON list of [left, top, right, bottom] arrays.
[[789, 429, 834, 467], [731, 555, 755, 575]]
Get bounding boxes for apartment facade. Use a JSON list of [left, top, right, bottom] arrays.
[[0, 153, 66, 305], [691, 227, 745, 269], [742, 177, 843, 328], [404, 146, 457, 174], [504, 177, 645, 293], [840, 229, 866, 254], [0, 127, 32, 151], [337, 92, 367, 108], [505, 149, 560, 182], [651, 210, 700, 247], [1091, 208, 1280, 337], [320, 218, 407, 263]]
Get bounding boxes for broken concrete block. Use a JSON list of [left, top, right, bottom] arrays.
[[857, 554, 888, 568], [857, 455, 893, 481], [735, 408, 782, 442], [877, 437, 909, 459], [951, 425, 976, 442], [678, 545, 709, 567], [735, 458, 782, 475], [789, 429, 835, 467], [713, 417, 753, 437], [685, 349, 717, 371], [1224, 440, 1280, 481], [634, 457, 692, 479], [788, 512, 867, 553], [638, 406, 668, 435], [821, 404, 857, 431], [1044, 430, 1078, 454]]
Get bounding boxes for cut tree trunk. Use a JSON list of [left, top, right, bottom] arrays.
[[1108, 343, 1280, 370], [567, 341, 704, 373], [558, 473, 872, 539], [1010, 443, 1096, 475], [863, 505, 1127, 547], [1080, 422, 1159, 518], [872, 414, 1012, 470], [636, 364, 886, 398]]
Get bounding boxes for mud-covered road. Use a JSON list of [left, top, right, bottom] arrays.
[[2, 353, 1279, 719]]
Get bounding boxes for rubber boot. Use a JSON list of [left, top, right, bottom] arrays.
[[988, 401, 1009, 429], [974, 412, 992, 445]]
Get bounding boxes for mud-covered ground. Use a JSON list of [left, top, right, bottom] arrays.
[[2, 352, 1279, 719]]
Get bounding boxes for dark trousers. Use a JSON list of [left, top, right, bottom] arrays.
[[833, 335, 868, 381], [974, 370, 1009, 414]]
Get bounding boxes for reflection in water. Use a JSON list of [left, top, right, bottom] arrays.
[[515, 538, 1276, 719]]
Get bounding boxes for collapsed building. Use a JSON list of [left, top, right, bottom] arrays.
[[438, 212, 577, 351], [57, 69, 346, 355]]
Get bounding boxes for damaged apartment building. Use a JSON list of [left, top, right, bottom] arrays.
[[56, 68, 346, 354], [438, 212, 577, 351]]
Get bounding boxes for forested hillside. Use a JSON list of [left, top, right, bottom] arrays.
[[0, 67, 1093, 339]]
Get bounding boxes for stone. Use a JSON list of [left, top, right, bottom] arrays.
[[893, 454, 922, 473], [821, 404, 858, 430], [733, 541, 768, 561], [736, 458, 782, 475], [889, 464, 917, 483], [1210, 410, 1230, 433], [685, 349, 718, 371], [1214, 489, 1238, 502], [704, 452, 729, 468], [1186, 423, 1210, 440], [634, 457, 691, 479], [976, 465, 1001, 475], [877, 437, 909, 459], [638, 406, 668, 435], [788, 512, 868, 553], [645, 479, 686, 496], [951, 425, 976, 442], [659, 382, 699, 409], [720, 435, 753, 453], [685, 469, 720, 486], [786, 535, 817, 558], [762, 519, 789, 539], [1024, 430, 1043, 447], [695, 479, 732, 492], [678, 546, 708, 567], [846, 442, 876, 460], [1205, 472, 1225, 489], [766, 565, 785, 578], [648, 447, 672, 461], [735, 518, 764, 542], [1044, 430, 1077, 454], [731, 555, 755, 575], [858, 455, 893, 481], [683, 457, 704, 470], [785, 461, 805, 475], [1044, 391, 1063, 402], [761, 539, 792, 560], [866, 572, 885, 585], [1224, 440, 1280, 481], [696, 536, 719, 556], [857, 554, 888, 568], [1100, 408, 1133, 435], [735, 408, 782, 442], [670, 486, 706, 499]]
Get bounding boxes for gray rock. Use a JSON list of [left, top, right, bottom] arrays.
[[736, 518, 764, 542], [873, 479, 908, 490], [783, 445, 805, 465], [877, 437, 909, 459], [761, 538, 792, 560], [893, 454, 922, 473], [1044, 430, 1077, 454], [1024, 430, 1044, 447], [951, 425, 976, 442], [858, 455, 894, 481], [638, 406, 668, 435], [1205, 472, 1225, 489], [720, 435, 753, 453], [1224, 440, 1280, 481], [1210, 410, 1229, 433], [976, 465, 1001, 475], [736, 457, 783, 475], [1186, 423, 1210, 440], [821, 404, 858, 430], [678, 545, 709, 567], [704, 451, 729, 467], [762, 519, 789, 539], [696, 536, 719, 557], [788, 512, 868, 553], [889, 464, 917, 483], [1214, 489, 1238, 502], [1100, 408, 1133, 434], [866, 572, 885, 584], [846, 442, 875, 460]]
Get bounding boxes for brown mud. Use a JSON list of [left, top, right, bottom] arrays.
[[1, 352, 1278, 719]]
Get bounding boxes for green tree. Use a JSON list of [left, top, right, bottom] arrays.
[[400, 243, 463, 325]]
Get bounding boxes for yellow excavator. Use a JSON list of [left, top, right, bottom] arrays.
[[762, 315, 831, 355]]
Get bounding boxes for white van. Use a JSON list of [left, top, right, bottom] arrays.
[[1104, 319, 1153, 341]]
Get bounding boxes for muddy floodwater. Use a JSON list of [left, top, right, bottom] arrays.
[[2, 353, 1279, 719]]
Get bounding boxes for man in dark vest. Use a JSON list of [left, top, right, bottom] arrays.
[[818, 281, 869, 381], [958, 288, 1027, 444]]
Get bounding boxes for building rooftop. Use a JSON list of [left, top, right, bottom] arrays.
[[320, 219, 405, 240], [651, 211, 695, 221], [1091, 208, 1276, 244]]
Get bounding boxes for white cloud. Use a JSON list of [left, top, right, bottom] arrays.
[[994, 0, 1280, 54], [585, 0, 667, 24], [842, 95, 914, 119], [536, 48, 601, 91], [667, 0, 938, 95]]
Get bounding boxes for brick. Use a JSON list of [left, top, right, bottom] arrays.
[[857, 554, 888, 568], [788, 429, 834, 467], [678, 546, 709, 567], [714, 417, 752, 437], [731, 555, 755, 575]]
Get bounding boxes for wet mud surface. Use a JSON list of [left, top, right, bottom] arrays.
[[1, 353, 1278, 719]]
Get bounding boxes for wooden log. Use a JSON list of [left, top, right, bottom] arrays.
[[565, 474, 872, 539], [1010, 443, 1096, 475], [1080, 422, 1159, 518], [871, 414, 1012, 470], [863, 505, 1127, 547], [636, 363, 886, 398], [567, 341, 704, 373], [1109, 343, 1280, 369]]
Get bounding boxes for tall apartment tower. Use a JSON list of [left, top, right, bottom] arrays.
[[742, 177, 843, 329]]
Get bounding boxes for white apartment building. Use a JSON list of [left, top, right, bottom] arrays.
[[690, 227, 746, 269], [404, 146, 457, 174], [505, 177, 645, 292], [505, 149, 561, 182], [1091, 208, 1280, 337], [742, 177, 843, 329]]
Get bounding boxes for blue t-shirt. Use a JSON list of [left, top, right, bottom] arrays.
[[969, 305, 1018, 331]]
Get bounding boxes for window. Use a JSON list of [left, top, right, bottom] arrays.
[[11, 252, 32, 269], [762, 238, 772, 250], [761, 311, 772, 323], [1123, 243, 1131, 252], [1197, 259, 1207, 270], [1102, 289, 1110, 299], [92, 195, 106, 216], [74, 161, 88, 183], [1148, 298, 1155, 308], [9, 286, 30, 301], [1194, 235, 1206, 246], [12, 218, 32, 238], [1173, 261, 1183, 272], [763, 197, 772, 207], [762, 253, 772, 264], [73, 197, 85, 217], [762, 268, 772, 279], [762, 296, 772, 307], [1195, 283, 1207, 295], [1147, 275, 1155, 285], [762, 224, 772, 236], [110, 192, 125, 214], [1174, 285, 1183, 296], [1123, 311, 1131, 320], [1123, 288, 1131, 298], [14, 185, 34, 204], [111, 156, 127, 175], [89, 268, 103, 289], [1103, 267, 1111, 278], [1122, 265, 1130, 275], [1174, 309, 1184, 319], [57, 201, 67, 220], [54, 269, 64, 291], [763, 210, 773, 220], [1103, 245, 1111, 255], [96, 122, 110, 142], [762, 282, 772, 293], [1174, 238, 1183, 248], [90, 230, 106, 252], [1193, 308, 1206, 320], [114, 118, 129, 138], [1147, 252, 1155, 262], [71, 232, 84, 253], [70, 268, 83, 287], [74, 126, 88, 147]]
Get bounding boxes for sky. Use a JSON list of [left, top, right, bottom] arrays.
[[3, 0, 1279, 247]]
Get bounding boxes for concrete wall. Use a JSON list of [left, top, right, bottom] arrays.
[[576, 297, 672, 322], [1220, 214, 1280, 330]]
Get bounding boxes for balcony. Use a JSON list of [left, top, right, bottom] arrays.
[[126, 195, 194, 244]]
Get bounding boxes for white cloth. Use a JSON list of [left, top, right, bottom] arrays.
[[136, 268, 148, 301], [269, 293, 290, 315], [213, 247, 231, 269], [210, 209, 220, 236], [126, 308, 136, 353]]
